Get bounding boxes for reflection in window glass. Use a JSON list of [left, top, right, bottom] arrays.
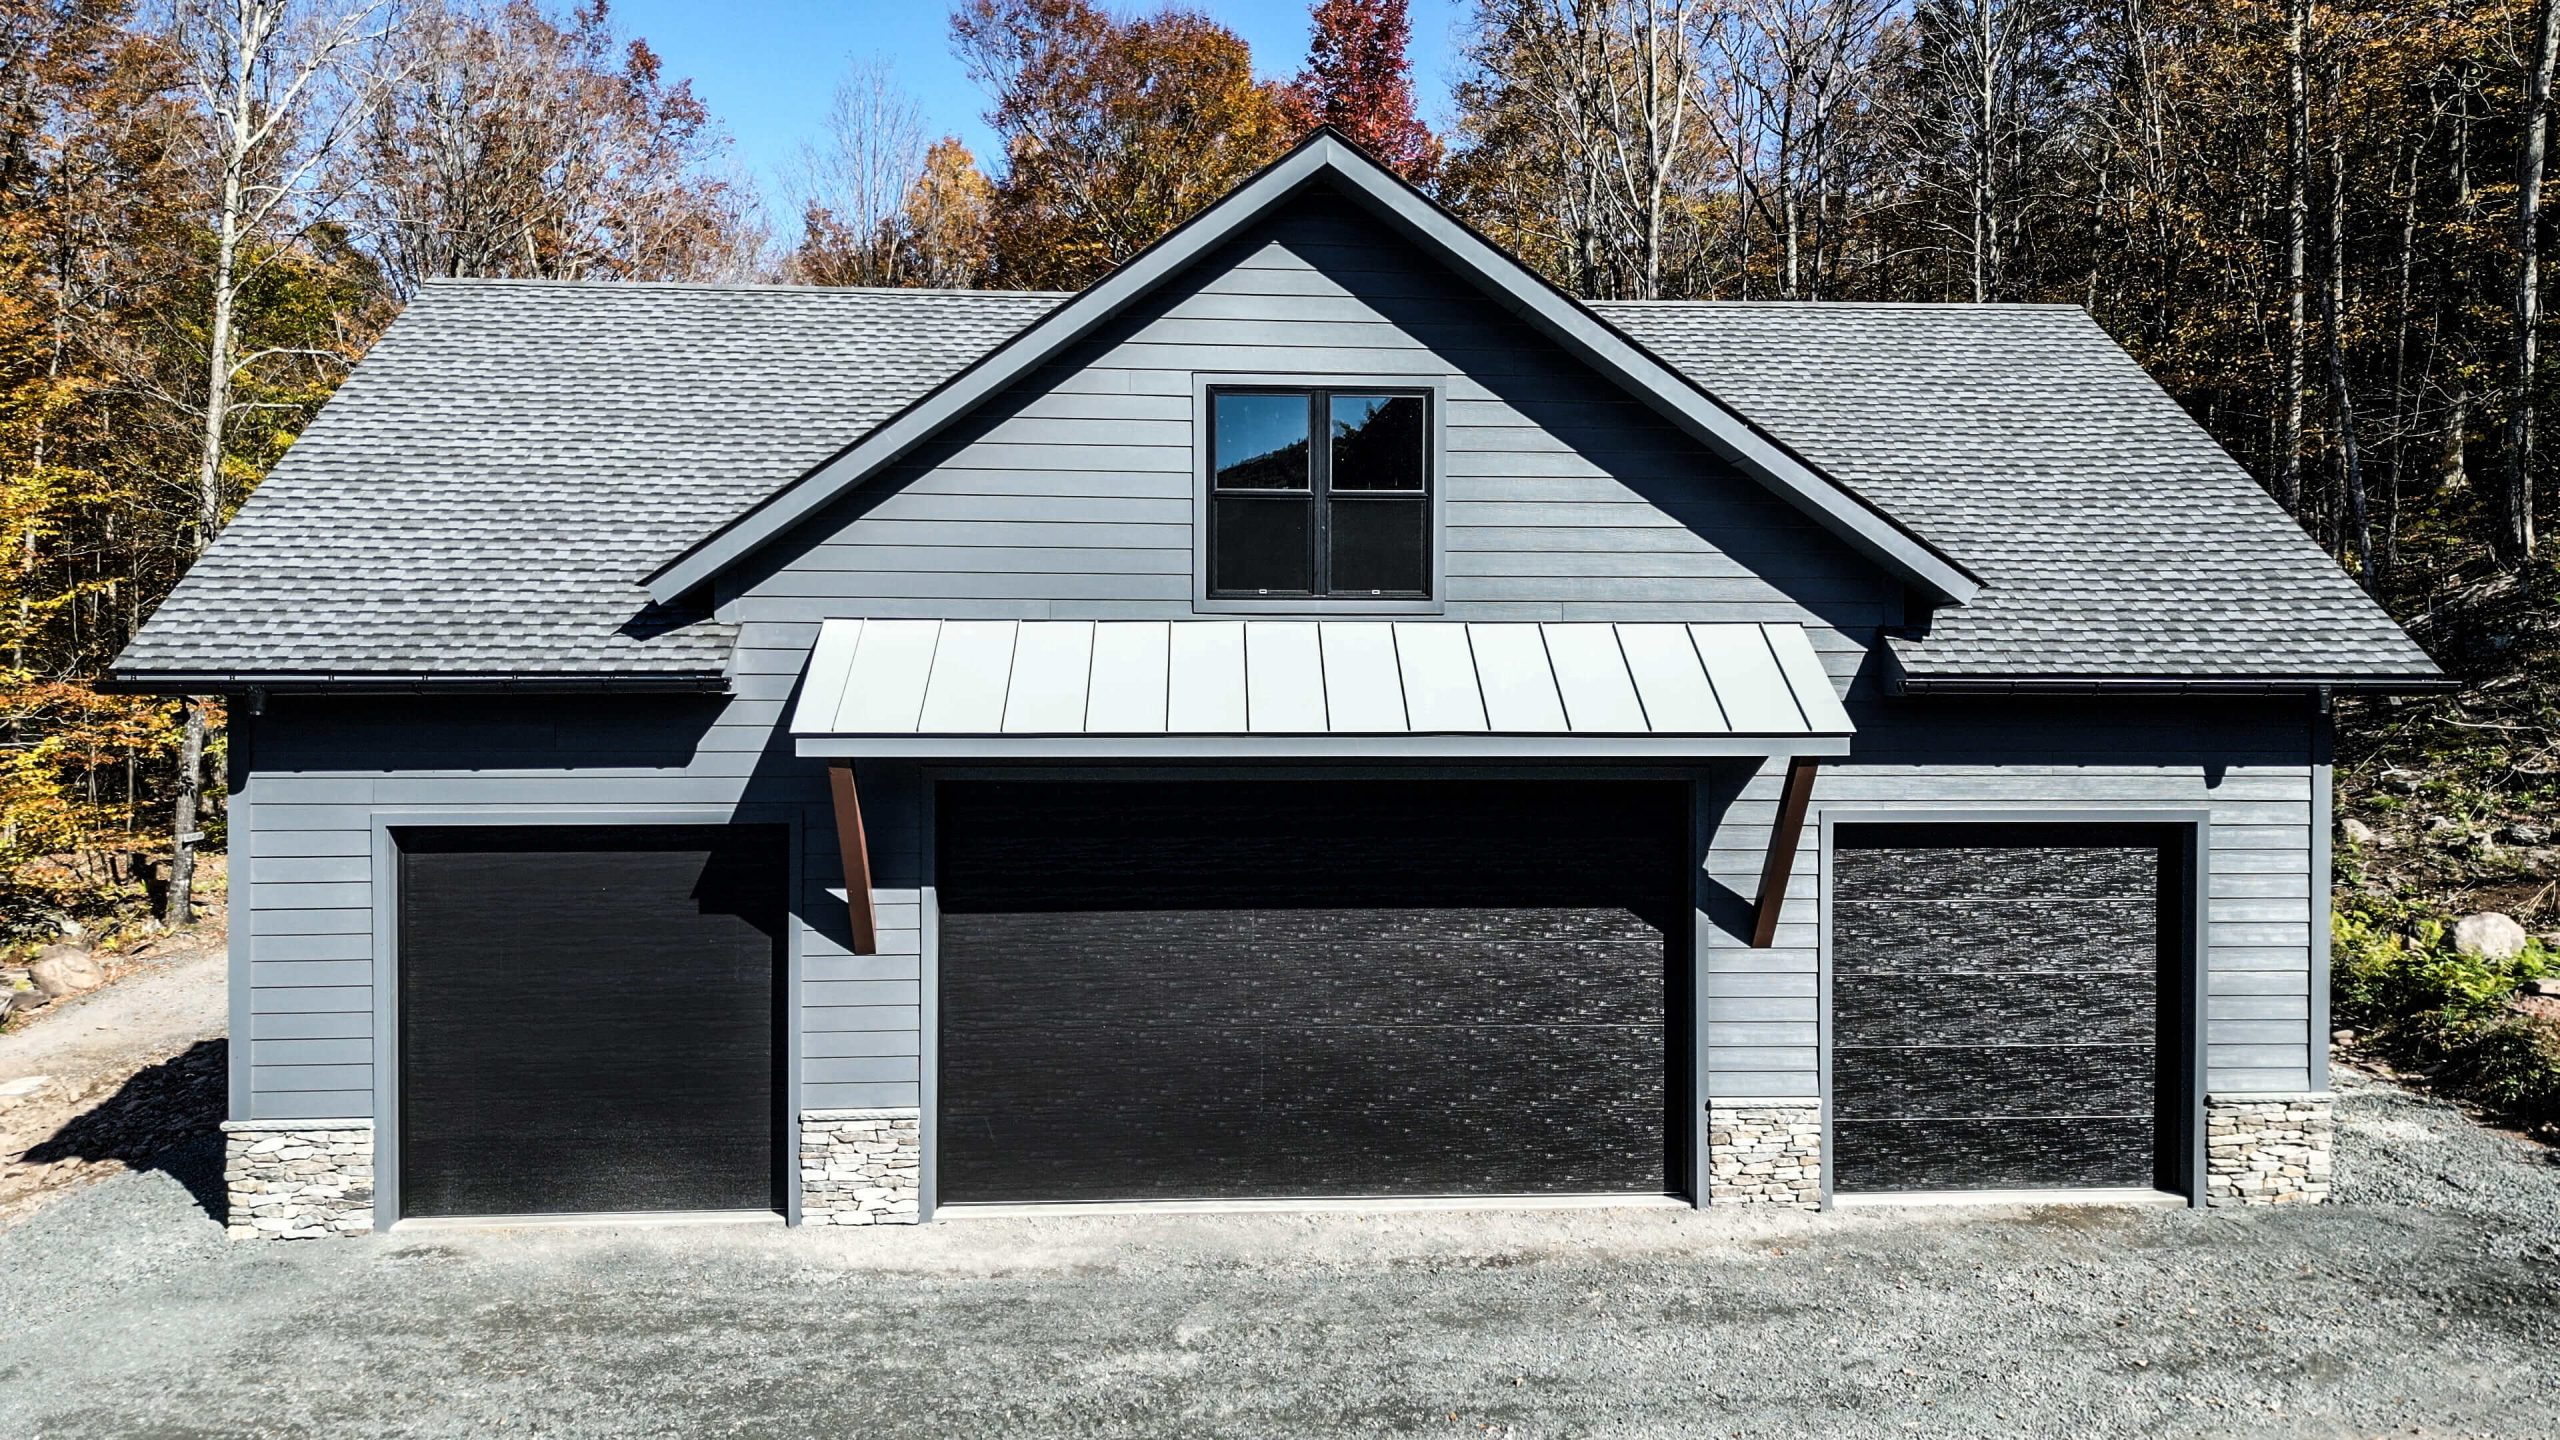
[[1213, 392, 1313, 490], [1329, 394, 1426, 491], [1205, 386, 1432, 600]]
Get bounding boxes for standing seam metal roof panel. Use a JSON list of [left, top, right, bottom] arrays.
[[792, 619, 1851, 750]]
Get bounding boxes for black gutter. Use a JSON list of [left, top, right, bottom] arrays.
[[1891, 673, 2458, 697], [96, 671, 732, 697]]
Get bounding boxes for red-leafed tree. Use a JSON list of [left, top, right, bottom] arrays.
[[1287, 0, 1440, 183]]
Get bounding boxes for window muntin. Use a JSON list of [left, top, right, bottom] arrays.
[[1208, 387, 1431, 600]]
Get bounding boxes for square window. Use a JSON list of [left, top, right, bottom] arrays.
[[1206, 386, 1433, 603]]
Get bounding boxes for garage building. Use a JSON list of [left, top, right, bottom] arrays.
[[109, 133, 2434, 1235]]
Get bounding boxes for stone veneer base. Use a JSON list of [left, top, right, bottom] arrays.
[[1707, 1101, 1822, 1208], [223, 1118, 375, 1239], [800, 1107, 922, 1225], [2204, 1092, 2334, 1205]]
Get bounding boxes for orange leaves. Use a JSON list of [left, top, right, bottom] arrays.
[[953, 0, 1297, 288]]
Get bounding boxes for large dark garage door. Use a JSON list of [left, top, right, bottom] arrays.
[[1830, 824, 2188, 1194], [938, 780, 1686, 1204], [398, 824, 786, 1219]]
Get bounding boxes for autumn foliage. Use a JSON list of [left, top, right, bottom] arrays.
[[7, 0, 2559, 942], [952, 0, 1297, 289], [1286, 0, 1440, 184]]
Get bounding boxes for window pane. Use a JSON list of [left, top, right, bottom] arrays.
[[1212, 495, 1314, 594], [1213, 392, 1312, 490], [1328, 499, 1428, 595], [1329, 393, 1426, 492]]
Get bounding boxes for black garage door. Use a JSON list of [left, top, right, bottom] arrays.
[[398, 824, 786, 1219], [937, 780, 1686, 1204], [1830, 824, 2187, 1194]]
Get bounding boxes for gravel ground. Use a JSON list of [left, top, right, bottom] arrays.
[[1, 1065, 2555, 1439], [0, 941, 225, 1222]]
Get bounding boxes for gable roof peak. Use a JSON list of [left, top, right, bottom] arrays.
[[639, 126, 1981, 607]]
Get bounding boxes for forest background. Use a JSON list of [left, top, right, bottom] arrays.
[[4, 0, 2555, 1112]]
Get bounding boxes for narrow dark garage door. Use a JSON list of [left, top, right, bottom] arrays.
[[398, 824, 786, 1219], [1829, 824, 2187, 1194], [937, 780, 1686, 1204]]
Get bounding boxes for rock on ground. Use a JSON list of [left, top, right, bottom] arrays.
[[28, 946, 104, 998], [2453, 910, 2530, 960]]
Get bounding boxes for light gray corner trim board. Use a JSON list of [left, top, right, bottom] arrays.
[[640, 130, 1978, 607], [1688, 778, 1712, 1209], [1813, 806, 2216, 1210], [365, 805, 806, 1232], [2310, 708, 2334, 1092], [917, 788, 941, 1225], [224, 709, 255, 1121]]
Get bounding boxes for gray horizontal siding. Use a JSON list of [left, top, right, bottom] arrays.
[[236, 681, 926, 1123], [1702, 697, 2323, 1105], [726, 189, 1900, 663]]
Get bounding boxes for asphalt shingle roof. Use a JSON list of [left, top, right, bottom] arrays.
[[113, 280, 2435, 688], [1594, 301, 2434, 682], [114, 281, 1063, 683]]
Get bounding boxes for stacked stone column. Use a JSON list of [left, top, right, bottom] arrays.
[[1706, 1101, 1823, 1207], [2203, 1093, 2334, 1204], [799, 1107, 922, 1224], [223, 1119, 375, 1238]]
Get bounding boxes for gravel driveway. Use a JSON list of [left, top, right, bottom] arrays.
[[2, 1064, 2555, 1439]]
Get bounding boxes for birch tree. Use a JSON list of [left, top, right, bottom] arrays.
[[350, 0, 758, 295], [2507, 0, 2559, 563], [161, 0, 391, 926]]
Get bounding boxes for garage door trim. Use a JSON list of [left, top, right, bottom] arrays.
[[367, 806, 806, 1232], [1815, 808, 2209, 1210], [918, 765, 1703, 1214]]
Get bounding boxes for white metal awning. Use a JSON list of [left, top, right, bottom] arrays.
[[789, 619, 1853, 759]]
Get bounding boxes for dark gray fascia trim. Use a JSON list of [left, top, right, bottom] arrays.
[[1891, 672, 2455, 697], [798, 734, 1851, 760], [641, 128, 1981, 607], [98, 671, 730, 696]]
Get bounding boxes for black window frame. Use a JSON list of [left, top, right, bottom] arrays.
[[1205, 385, 1434, 601]]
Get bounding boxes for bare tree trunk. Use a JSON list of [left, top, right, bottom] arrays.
[[2323, 83, 2370, 584], [2277, 0, 2309, 516], [2383, 126, 2426, 588], [2444, 64, 2475, 494], [168, 13, 258, 930], [2506, 0, 2560, 564], [164, 0, 388, 927], [1971, 0, 1996, 303]]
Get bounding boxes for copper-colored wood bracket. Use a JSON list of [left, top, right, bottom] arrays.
[[828, 759, 879, 955], [1751, 757, 1821, 949]]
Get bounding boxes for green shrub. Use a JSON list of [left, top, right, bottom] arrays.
[[2333, 892, 2560, 1132]]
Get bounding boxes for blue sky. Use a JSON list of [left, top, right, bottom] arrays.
[[607, 0, 1471, 215]]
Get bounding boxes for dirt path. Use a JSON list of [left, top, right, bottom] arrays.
[[0, 936, 228, 1222]]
